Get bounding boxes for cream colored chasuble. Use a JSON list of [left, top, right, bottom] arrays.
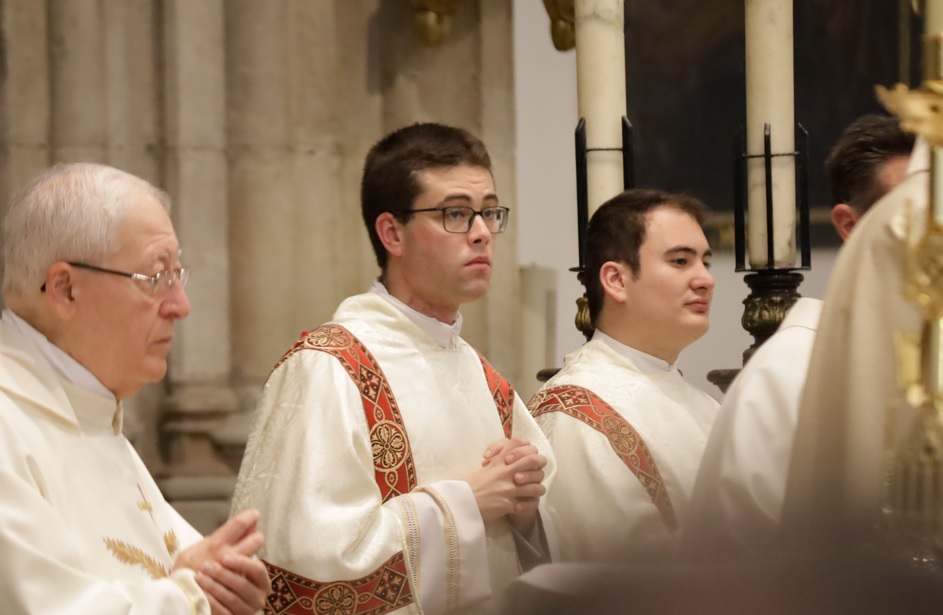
[[232, 290, 556, 615], [0, 314, 208, 614], [532, 333, 717, 562]]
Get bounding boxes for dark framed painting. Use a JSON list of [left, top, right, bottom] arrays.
[[623, 0, 918, 248]]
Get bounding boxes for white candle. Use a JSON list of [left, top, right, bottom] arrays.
[[574, 0, 626, 215], [745, 0, 796, 267]]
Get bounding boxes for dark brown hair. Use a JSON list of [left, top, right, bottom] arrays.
[[585, 189, 707, 324], [360, 123, 492, 270], [825, 114, 914, 213]]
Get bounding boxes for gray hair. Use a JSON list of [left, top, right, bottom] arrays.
[[2, 163, 171, 295]]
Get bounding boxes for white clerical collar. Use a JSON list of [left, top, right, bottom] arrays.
[[593, 329, 677, 374], [369, 279, 463, 348], [4, 308, 116, 401]]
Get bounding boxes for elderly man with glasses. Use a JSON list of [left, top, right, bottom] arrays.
[[232, 122, 555, 615], [0, 163, 269, 614]]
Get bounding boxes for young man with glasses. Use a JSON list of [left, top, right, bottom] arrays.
[[527, 189, 718, 563], [0, 163, 269, 614], [233, 123, 554, 615]]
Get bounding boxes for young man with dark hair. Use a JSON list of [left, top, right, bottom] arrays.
[[528, 188, 717, 562], [232, 122, 554, 614], [685, 114, 914, 555]]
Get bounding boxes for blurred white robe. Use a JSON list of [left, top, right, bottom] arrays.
[[0, 312, 208, 614], [684, 297, 820, 555], [529, 332, 717, 562], [232, 289, 556, 615], [780, 140, 930, 549]]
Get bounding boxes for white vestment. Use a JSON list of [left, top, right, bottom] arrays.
[[780, 140, 929, 549], [231, 290, 556, 615], [684, 298, 821, 555], [0, 314, 208, 614], [530, 332, 718, 562]]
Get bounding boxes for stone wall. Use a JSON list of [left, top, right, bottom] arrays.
[[0, 0, 520, 533]]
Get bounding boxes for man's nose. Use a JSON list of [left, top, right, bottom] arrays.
[[694, 263, 715, 290], [467, 212, 492, 244], [160, 280, 191, 319]]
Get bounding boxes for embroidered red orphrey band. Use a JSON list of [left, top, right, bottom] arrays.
[[275, 323, 418, 502], [528, 385, 678, 530], [477, 352, 515, 439], [263, 324, 518, 611], [263, 554, 413, 615]]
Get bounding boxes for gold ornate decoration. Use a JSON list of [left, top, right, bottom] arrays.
[[574, 293, 594, 339], [880, 30, 943, 567], [410, 0, 464, 46], [542, 0, 576, 51], [877, 83, 943, 148], [739, 272, 802, 363]]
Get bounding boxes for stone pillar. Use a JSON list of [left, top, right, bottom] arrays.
[[229, 0, 376, 399], [0, 0, 51, 229], [283, 0, 363, 332], [478, 0, 523, 384], [102, 0, 161, 182], [334, 0, 385, 290], [160, 0, 236, 533], [227, 0, 297, 387], [48, 0, 107, 163]]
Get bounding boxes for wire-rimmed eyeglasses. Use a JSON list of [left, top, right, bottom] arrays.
[[40, 261, 190, 297], [393, 205, 510, 234]]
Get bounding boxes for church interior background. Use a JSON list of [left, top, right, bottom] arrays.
[[0, 0, 900, 531]]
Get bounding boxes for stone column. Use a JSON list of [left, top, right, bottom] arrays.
[[102, 0, 161, 182], [160, 0, 236, 534], [283, 0, 361, 332], [229, 0, 376, 399], [478, 0, 523, 384], [227, 0, 297, 388], [48, 0, 107, 163], [0, 0, 51, 226]]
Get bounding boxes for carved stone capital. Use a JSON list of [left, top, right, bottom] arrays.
[[542, 0, 575, 51], [411, 0, 464, 46]]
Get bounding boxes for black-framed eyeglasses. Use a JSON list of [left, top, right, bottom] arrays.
[[40, 261, 191, 297], [393, 205, 510, 234]]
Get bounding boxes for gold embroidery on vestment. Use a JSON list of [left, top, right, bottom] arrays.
[[103, 537, 170, 579], [395, 495, 421, 597], [164, 530, 179, 557], [418, 486, 460, 611], [136, 484, 155, 523]]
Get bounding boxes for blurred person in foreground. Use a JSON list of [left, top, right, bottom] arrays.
[[685, 114, 914, 556]]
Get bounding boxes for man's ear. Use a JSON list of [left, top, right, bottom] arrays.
[[599, 261, 630, 305], [376, 212, 405, 258], [43, 263, 79, 319], [830, 203, 860, 242]]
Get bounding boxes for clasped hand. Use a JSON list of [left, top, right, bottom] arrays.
[[468, 437, 547, 534], [172, 508, 271, 615]]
